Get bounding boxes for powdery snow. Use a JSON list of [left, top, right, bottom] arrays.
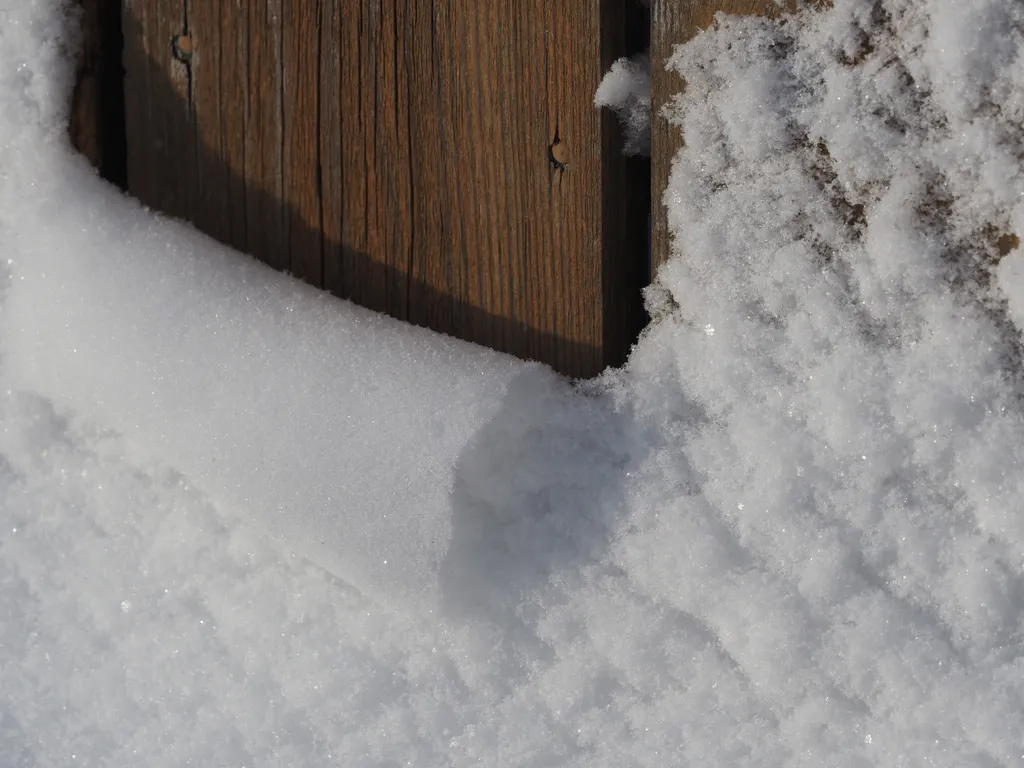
[[2, 0, 1024, 766], [595, 52, 652, 156]]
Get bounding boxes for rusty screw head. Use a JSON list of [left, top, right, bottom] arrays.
[[549, 139, 569, 171], [172, 34, 193, 63]]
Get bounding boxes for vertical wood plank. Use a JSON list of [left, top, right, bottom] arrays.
[[405, 0, 452, 335], [651, 0, 795, 274], [72, 0, 126, 186], [379, 0, 414, 322], [245, 0, 286, 271], [449, 1, 500, 355], [331, 0, 625, 375], [282, 0, 322, 285], [160, 0, 190, 220], [430, 0, 468, 337], [335, 2, 366, 302], [342, 3, 387, 312], [543, 1, 606, 376], [320, 0, 344, 298], [189, 0, 228, 244], [422, 0, 613, 376], [71, 0, 104, 171], [220, 0, 249, 250], [122, 0, 190, 217], [122, 0, 155, 208], [120, 0, 649, 379]]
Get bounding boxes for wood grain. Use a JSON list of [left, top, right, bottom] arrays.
[[121, 0, 156, 208], [122, 0, 191, 218], [70, 0, 104, 170], [189, 0, 227, 244], [219, 0, 249, 250], [319, 0, 344, 298], [283, 0, 322, 285], [120, 0, 648, 378], [71, 0, 126, 186]]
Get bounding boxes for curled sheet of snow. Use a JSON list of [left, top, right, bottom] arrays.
[[3, 0, 1024, 765], [0, 158, 549, 610], [595, 53, 652, 156]]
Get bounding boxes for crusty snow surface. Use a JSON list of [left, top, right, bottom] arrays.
[[3, 1, 1024, 765]]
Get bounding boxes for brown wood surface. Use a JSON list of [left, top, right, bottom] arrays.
[[120, 0, 648, 378], [651, 0, 801, 274], [71, 0, 126, 186], [70, 0, 105, 169]]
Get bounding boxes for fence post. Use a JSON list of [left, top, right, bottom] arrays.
[[70, 0, 125, 186], [71, 0, 651, 380]]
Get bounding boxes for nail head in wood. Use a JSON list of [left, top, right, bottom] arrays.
[[549, 139, 569, 171], [172, 34, 193, 63]]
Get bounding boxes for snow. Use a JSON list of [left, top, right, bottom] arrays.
[[1, 146, 550, 610], [3, 0, 1024, 765], [594, 53, 651, 156]]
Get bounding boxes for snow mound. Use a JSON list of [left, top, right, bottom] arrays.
[[2, 0, 1024, 765]]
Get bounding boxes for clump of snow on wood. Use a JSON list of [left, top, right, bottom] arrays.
[[2, 0, 1024, 765], [595, 52, 652, 155]]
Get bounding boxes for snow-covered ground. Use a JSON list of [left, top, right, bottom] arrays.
[[3, 0, 1024, 765]]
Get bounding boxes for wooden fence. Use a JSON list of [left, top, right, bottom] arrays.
[[72, 0, 794, 379]]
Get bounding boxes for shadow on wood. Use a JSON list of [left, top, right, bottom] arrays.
[[111, 1, 649, 380], [70, 0, 126, 185]]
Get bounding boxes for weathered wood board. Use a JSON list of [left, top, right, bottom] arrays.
[[118, 0, 648, 378], [71, 0, 126, 185]]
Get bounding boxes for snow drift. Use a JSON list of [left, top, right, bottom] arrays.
[[3, 0, 1024, 765]]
